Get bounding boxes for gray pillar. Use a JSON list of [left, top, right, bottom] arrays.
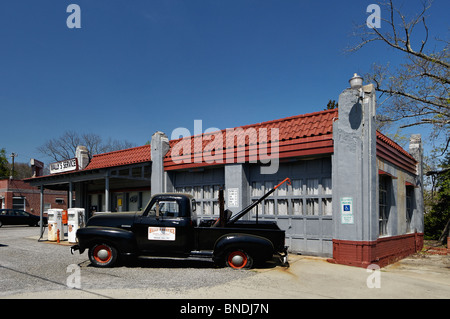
[[68, 181, 73, 209], [105, 175, 110, 212], [224, 164, 250, 217], [40, 185, 44, 238], [151, 131, 170, 195], [332, 84, 378, 242], [409, 134, 424, 233], [76, 145, 90, 170]]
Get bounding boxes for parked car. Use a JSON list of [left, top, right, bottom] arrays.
[[0, 209, 47, 227]]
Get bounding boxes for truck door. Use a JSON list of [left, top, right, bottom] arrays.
[[134, 197, 193, 254]]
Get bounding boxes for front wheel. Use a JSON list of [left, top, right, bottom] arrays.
[[89, 243, 118, 267], [225, 249, 253, 269]]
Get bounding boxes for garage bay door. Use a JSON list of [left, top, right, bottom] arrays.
[[249, 157, 333, 256]]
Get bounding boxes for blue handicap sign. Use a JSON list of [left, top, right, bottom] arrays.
[[343, 205, 351, 212]]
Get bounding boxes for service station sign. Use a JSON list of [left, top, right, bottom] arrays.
[[50, 158, 78, 174]]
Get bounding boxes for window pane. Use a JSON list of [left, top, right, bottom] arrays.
[[13, 197, 25, 211], [264, 199, 275, 215], [278, 199, 288, 215], [307, 179, 319, 195], [251, 200, 263, 216], [406, 186, 414, 232], [149, 200, 179, 217], [213, 201, 220, 215], [306, 199, 319, 215], [175, 187, 184, 193], [196, 202, 203, 215], [252, 182, 263, 197], [322, 198, 332, 216], [322, 178, 332, 195], [202, 202, 212, 215], [379, 176, 390, 236], [265, 181, 274, 196], [292, 179, 302, 196], [194, 186, 202, 200], [213, 185, 221, 198], [203, 185, 212, 199], [277, 181, 287, 196], [292, 199, 303, 215]]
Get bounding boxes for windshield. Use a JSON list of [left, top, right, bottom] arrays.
[[148, 200, 180, 218]]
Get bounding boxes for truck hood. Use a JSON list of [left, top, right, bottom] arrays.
[[87, 212, 139, 229]]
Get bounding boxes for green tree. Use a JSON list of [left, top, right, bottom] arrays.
[[325, 100, 338, 110], [424, 152, 450, 243], [0, 148, 10, 179]]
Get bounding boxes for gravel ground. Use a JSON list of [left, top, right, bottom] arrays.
[[0, 226, 254, 298], [1, 226, 449, 300]]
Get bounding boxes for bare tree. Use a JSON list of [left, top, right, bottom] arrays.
[[349, 0, 449, 151], [38, 131, 136, 162]]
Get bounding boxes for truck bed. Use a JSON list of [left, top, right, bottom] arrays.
[[194, 220, 286, 252]]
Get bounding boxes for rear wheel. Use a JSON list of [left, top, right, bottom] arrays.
[[225, 249, 253, 269], [89, 243, 118, 267]]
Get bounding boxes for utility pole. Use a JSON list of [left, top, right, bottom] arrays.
[[10, 152, 17, 180]]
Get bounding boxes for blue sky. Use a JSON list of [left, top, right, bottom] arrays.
[[0, 0, 448, 165]]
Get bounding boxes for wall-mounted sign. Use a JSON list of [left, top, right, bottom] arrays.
[[50, 158, 78, 174], [340, 197, 354, 224], [228, 188, 239, 208]]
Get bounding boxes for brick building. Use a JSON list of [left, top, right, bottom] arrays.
[[0, 178, 68, 216]]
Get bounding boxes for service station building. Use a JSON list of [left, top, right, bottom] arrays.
[[26, 83, 424, 268]]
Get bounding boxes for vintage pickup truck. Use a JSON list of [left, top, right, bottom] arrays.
[[71, 179, 290, 269]]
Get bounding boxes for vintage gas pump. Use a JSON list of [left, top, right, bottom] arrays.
[[47, 209, 64, 242], [67, 208, 85, 243]]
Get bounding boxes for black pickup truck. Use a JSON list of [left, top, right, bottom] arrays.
[[71, 179, 290, 269]]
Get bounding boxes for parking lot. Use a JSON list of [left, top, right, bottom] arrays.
[[1, 226, 449, 299]]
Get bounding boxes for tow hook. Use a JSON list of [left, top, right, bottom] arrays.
[[279, 247, 290, 267], [70, 245, 79, 255]]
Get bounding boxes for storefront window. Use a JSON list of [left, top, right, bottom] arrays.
[[250, 177, 332, 216], [406, 186, 414, 233], [176, 184, 222, 216], [379, 175, 390, 236], [13, 197, 25, 211]]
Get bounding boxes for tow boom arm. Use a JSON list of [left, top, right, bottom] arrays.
[[227, 178, 291, 225]]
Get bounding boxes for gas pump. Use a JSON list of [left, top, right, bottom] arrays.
[[67, 208, 85, 243], [47, 209, 64, 242]]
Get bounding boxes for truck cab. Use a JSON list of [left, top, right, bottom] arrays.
[[133, 194, 197, 255]]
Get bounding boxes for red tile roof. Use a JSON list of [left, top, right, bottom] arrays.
[[376, 131, 417, 174], [28, 108, 418, 177], [164, 109, 338, 170], [85, 145, 151, 170]]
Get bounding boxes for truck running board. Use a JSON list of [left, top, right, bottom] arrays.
[[137, 251, 213, 260], [190, 250, 214, 258]]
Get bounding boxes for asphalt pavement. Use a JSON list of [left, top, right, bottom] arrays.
[[1, 226, 449, 299]]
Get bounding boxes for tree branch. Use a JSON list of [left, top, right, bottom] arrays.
[[376, 87, 449, 110]]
